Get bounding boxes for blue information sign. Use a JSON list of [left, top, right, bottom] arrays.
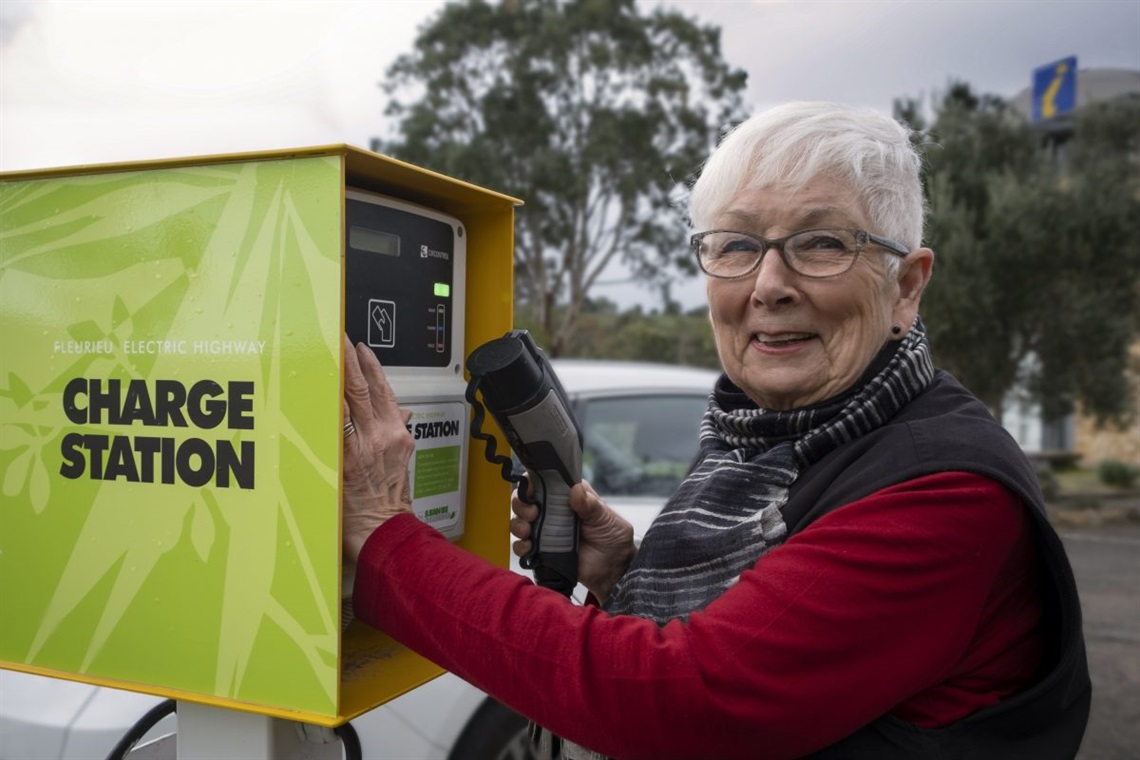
[[1031, 56, 1077, 122]]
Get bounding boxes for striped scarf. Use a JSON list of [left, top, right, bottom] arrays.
[[603, 319, 934, 624]]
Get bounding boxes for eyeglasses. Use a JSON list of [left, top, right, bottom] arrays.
[[691, 228, 910, 279]]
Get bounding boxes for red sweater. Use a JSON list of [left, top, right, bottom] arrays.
[[354, 471, 1043, 760]]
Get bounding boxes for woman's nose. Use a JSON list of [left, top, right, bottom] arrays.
[[751, 246, 798, 306]]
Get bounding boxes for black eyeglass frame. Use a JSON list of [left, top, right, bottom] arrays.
[[690, 228, 911, 280]]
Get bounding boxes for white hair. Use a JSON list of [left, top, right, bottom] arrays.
[[689, 102, 926, 260]]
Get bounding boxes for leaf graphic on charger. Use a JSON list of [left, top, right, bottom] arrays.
[[190, 492, 216, 563], [19, 165, 257, 671], [2, 157, 343, 715], [1, 424, 34, 499]]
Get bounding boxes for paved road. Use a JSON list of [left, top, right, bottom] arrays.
[[1060, 524, 1140, 760]]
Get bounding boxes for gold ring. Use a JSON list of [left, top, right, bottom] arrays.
[[344, 419, 356, 439]]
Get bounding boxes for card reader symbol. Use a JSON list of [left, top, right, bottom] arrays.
[[369, 299, 396, 348]]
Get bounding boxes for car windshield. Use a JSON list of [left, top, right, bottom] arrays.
[[576, 393, 709, 497]]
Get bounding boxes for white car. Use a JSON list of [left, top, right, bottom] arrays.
[[0, 360, 719, 760]]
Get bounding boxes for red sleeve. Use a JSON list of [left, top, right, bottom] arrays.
[[353, 471, 1041, 760]]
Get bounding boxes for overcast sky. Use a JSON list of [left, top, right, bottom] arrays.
[[2, 0, 1138, 308]]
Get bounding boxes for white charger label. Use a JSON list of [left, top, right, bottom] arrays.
[[405, 401, 466, 536]]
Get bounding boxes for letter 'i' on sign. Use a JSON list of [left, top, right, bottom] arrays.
[[1031, 56, 1077, 122]]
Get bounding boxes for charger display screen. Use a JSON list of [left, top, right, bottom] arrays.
[[348, 225, 400, 256]]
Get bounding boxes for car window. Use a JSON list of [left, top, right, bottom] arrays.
[[577, 393, 709, 498]]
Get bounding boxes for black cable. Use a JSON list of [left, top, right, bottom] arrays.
[[335, 721, 362, 760], [103, 699, 176, 760], [467, 374, 542, 569], [465, 375, 522, 484]]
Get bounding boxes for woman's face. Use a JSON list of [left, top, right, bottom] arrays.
[[705, 176, 932, 410]]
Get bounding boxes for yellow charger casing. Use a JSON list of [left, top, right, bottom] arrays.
[[0, 146, 518, 726]]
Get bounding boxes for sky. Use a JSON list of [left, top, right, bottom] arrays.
[[2, 0, 1138, 309]]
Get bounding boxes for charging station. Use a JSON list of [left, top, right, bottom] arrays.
[[0, 146, 519, 734]]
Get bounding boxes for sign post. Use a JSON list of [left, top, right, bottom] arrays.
[[1031, 56, 1078, 122]]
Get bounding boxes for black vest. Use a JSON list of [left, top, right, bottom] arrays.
[[781, 370, 1091, 759]]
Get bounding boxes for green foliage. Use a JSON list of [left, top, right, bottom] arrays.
[[1098, 459, 1140, 489], [902, 84, 1140, 426], [516, 298, 720, 369], [376, 0, 747, 355], [921, 170, 1019, 412]]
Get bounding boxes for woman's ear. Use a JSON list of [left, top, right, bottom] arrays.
[[891, 247, 934, 330]]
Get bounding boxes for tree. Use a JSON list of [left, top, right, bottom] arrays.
[[1009, 98, 1140, 425], [905, 85, 1042, 413], [561, 301, 719, 367], [900, 84, 1140, 425], [374, 0, 747, 355]]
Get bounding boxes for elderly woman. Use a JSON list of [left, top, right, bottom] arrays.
[[342, 102, 1090, 759]]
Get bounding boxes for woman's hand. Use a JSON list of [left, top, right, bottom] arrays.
[[510, 480, 636, 604], [342, 335, 415, 564]]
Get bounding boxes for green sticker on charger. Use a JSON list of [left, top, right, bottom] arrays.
[[405, 402, 465, 537], [415, 445, 461, 498]]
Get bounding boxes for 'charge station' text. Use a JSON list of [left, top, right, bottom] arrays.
[[59, 378, 256, 489]]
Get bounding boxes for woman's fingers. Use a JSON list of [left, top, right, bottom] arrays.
[[344, 334, 373, 428], [511, 488, 539, 522], [510, 515, 531, 538], [345, 340, 413, 465], [343, 400, 359, 453], [510, 487, 538, 557], [569, 481, 602, 521], [354, 342, 409, 426], [345, 337, 409, 424], [341, 335, 416, 562], [510, 514, 533, 558]]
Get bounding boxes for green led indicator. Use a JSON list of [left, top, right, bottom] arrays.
[[434, 282, 451, 297]]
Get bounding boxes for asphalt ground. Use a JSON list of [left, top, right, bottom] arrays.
[[1059, 524, 1140, 760]]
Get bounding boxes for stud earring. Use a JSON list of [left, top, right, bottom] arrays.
[[891, 325, 902, 336]]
